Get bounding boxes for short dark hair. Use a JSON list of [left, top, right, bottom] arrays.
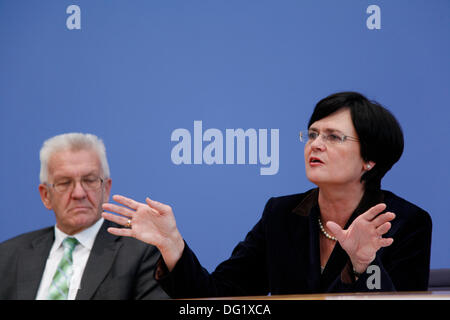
[[308, 91, 404, 191]]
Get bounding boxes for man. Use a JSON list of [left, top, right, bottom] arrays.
[[0, 133, 168, 299]]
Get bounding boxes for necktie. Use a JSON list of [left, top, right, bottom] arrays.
[[47, 237, 79, 300]]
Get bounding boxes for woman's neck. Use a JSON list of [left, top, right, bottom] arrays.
[[317, 183, 365, 228]]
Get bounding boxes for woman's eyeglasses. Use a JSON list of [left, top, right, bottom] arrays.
[[299, 130, 359, 145]]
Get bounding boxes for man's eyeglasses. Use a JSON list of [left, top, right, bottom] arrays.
[[47, 176, 104, 193], [299, 130, 359, 145]]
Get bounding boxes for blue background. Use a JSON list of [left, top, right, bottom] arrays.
[[1, 0, 449, 271]]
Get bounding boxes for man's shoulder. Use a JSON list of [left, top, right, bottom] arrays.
[[0, 227, 53, 264], [0, 227, 53, 248]]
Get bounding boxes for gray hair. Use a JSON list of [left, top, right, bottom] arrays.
[[39, 133, 110, 183]]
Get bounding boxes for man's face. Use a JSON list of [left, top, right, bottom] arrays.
[[38, 148, 112, 235]]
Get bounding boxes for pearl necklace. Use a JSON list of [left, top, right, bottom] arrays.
[[318, 218, 337, 241]]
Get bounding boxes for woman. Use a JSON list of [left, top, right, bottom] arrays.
[[102, 92, 432, 297]]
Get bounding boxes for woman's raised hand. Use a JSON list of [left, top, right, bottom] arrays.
[[102, 195, 185, 271]]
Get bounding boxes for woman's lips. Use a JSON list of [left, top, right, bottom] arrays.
[[309, 156, 324, 166]]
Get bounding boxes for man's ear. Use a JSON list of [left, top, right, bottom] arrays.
[[102, 178, 112, 203], [39, 184, 53, 210]]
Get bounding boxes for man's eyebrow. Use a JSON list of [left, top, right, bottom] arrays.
[[82, 171, 99, 177], [52, 175, 71, 181], [52, 171, 99, 180]]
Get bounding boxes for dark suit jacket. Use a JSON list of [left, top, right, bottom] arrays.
[[0, 220, 169, 300], [157, 188, 432, 298]]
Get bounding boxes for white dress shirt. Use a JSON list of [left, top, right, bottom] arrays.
[[35, 218, 104, 300]]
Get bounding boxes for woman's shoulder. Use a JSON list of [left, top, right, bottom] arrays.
[[262, 188, 317, 217], [269, 188, 315, 204], [382, 190, 432, 227]]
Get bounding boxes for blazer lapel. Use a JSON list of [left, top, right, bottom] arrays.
[[16, 229, 54, 299], [305, 204, 322, 291], [76, 221, 122, 300], [290, 189, 322, 292]]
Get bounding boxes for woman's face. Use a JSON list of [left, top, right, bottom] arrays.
[[304, 108, 369, 189]]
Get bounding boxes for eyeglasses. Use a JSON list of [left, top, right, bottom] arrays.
[[47, 176, 104, 193], [299, 130, 359, 145]]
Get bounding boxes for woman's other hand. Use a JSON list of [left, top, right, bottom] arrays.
[[326, 203, 395, 273]]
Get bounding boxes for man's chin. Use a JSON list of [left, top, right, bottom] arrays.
[[69, 206, 93, 213], [60, 213, 101, 235]]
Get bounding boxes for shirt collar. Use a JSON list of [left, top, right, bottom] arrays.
[[292, 188, 319, 216], [53, 218, 104, 252]]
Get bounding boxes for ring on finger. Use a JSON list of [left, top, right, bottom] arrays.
[[125, 219, 132, 228]]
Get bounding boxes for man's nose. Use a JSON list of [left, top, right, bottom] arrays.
[[71, 181, 87, 198]]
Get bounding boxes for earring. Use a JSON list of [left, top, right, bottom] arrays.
[[366, 164, 371, 170]]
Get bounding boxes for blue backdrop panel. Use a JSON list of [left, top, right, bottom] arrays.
[[1, 0, 449, 271]]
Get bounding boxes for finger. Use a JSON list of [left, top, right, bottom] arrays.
[[102, 203, 135, 218], [376, 221, 392, 236], [112, 194, 142, 210], [372, 211, 395, 227], [107, 227, 134, 238], [362, 203, 387, 221], [326, 221, 345, 242], [102, 212, 130, 226], [146, 197, 171, 214], [377, 237, 394, 248]]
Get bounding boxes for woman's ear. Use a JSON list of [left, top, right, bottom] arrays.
[[365, 161, 376, 171]]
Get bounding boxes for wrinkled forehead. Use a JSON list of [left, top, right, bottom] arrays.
[[47, 148, 103, 179]]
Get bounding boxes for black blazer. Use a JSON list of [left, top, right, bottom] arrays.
[[158, 189, 432, 298], [0, 220, 169, 300]]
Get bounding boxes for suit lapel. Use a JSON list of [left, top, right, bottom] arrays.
[[76, 221, 122, 300], [17, 229, 54, 299]]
